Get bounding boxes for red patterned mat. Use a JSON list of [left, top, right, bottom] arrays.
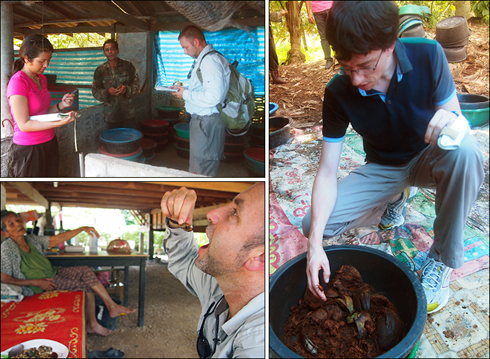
[[1, 290, 85, 358]]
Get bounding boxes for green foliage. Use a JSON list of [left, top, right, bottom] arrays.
[[395, 1, 457, 28], [47, 33, 110, 49], [472, 1, 490, 22], [14, 33, 110, 50], [271, 1, 331, 65], [121, 210, 136, 226], [272, 1, 488, 65]]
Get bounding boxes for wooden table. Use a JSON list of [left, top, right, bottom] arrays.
[[48, 251, 149, 327]]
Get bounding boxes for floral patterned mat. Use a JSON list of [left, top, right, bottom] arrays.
[[1, 290, 85, 358], [269, 126, 489, 280]]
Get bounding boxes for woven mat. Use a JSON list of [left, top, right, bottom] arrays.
[[269, 126, 489, 280], [1, 290, 85, 358]]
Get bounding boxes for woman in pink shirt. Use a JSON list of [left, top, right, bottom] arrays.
[[7, 34, 77, 177]]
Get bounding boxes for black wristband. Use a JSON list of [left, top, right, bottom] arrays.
[[57, 103, 62, 112]]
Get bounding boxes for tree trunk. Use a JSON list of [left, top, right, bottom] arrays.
[[285, 1, 305, 64], [302, 27, 308, 51], [455, 1, 472, 19]]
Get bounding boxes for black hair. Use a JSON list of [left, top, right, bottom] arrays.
[[1, 210, 19, 232], [103, 39, 119, 50], [12, 34, 54, 75], [326, 1, 399, 61], [178, 25, 206, 44]]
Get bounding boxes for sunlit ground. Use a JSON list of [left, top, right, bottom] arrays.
[[275, 33, 328, 65]]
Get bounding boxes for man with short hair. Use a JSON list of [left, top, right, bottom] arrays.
[[92, 39, 140, 129], [171, 26, 231, 176], [160, 183, 265, 358], [303, 1, 484, 315]]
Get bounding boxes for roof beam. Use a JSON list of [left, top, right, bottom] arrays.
[[12, 6, 42, 23], [70, 1, 149, 30], [8, 182, 49, 209], [16, 25, 137, 36], [149, 17, 265, 32], [129, 1, 150, 16], [42, 1, 73, 19], [150, 182, 254, 193]]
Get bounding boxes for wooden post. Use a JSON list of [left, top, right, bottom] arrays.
[[148, 214, 154, 260], [1, 2, 14, 177], [139, 231, 144, 254]]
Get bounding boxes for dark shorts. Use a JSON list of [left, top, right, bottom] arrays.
[[12, 136, 59, 177]]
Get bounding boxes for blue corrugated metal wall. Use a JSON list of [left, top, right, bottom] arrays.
[[43, 49, 105, 109], [154, 26, 265, 96], [14, 49, 105, 110]]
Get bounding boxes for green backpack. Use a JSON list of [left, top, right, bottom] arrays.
[[196, 50, 255, 136]]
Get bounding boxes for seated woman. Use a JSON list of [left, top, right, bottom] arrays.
[[1, 210, 136, 336]]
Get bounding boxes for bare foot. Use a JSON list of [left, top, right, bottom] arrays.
[[87, 322, 111, 336], [108, 303, 136, 318]]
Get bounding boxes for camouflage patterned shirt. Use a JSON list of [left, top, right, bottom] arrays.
[[92, 58, 140, 123]]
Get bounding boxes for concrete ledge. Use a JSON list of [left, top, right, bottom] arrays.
[[84, 154, 206, 177]]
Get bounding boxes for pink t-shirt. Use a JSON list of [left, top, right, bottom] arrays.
[[311, 1, 333, 13], [7, 71, 54, 145]]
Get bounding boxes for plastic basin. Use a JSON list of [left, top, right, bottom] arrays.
[[99, 145, 142, 158], [98, 147, 143, 162], [174, 135, 190, 149], [243, 148, 265, 174], [174, 143, 189, 159], [156, 105, 181, 119], [270, 245, 427, 358], [141, 119, 169, 134], [140, 138, 157, 157], [457, 93, 489, 127], [99, 128, 143, 154], [270, 102, 279, 116], [174, 122, 190, 140]]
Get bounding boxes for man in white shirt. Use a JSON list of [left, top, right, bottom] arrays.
[[172, 26, 231, 176], [160, 183, 265, 358]]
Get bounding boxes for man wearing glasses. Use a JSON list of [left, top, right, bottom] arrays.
[[303, 1, 483, 315], [160, 183, 265, 358]]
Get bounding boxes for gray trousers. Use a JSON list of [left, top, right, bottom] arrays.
[[313, 10, 333, 61], [302, 132, 485, 269], [189, 112, 225, 176]]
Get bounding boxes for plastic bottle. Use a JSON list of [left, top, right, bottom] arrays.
[[89, 231, 98, 254]]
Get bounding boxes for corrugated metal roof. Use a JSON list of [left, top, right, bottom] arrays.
[[11, 1, 265, 39]]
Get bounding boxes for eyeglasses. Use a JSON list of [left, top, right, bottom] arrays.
[[197, 296, 224, 359], [336, 51, 383, 76]]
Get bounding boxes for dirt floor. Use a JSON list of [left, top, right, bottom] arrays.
[[270, 19, 489, 128], [86, 260, 201, 358]]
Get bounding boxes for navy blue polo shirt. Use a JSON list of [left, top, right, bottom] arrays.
[[322, 38, 456, 165]]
